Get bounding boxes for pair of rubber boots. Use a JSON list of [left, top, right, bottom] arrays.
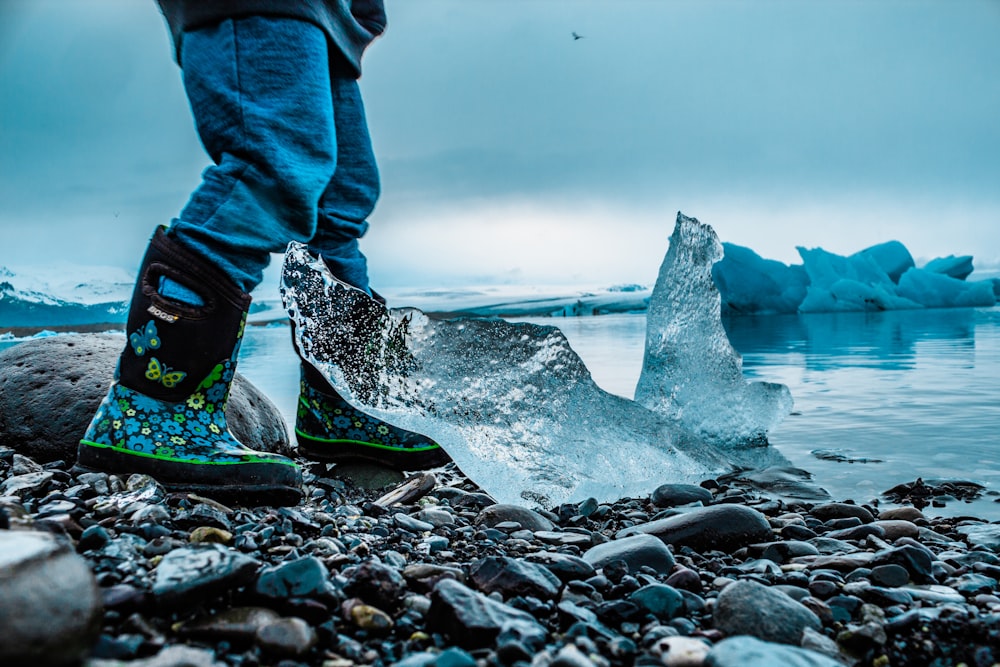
[[75, 228, 449, 506]]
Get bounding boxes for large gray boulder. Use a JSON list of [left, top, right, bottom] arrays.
[[0, 530, 102, 666], [0, 334, 292, 463]]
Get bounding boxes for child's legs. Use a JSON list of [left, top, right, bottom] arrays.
[[170, 16, 337, 294], [308, 77, 380, 294]]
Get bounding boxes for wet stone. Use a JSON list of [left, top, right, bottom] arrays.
[[628, 583, 685, 619], [651, 483, 713, 508], [621, 504, 773, 553], [870, 563, 910, 588], [255, 556, 332, 600], [178, 607, 281, 644], [524, 551, 596, 584], [534, 530, 592, 547], [706, 635, 843, 667], [871, 544, 936, 584], [427, 579, 546, 650], [475, 504, 555, 532], [469, 555, 562, 600], [255, 616, 317, 658], [395, 512, 435, 533], [0, 530, 102, 667], [713, 579, 821, 645], [583, 533, 676, 575], [342, 560, 408, 611], [810, 502, 874, 524], [152, 544, 260, 607]]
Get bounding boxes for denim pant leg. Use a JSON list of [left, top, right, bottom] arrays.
[[169, 16, 337, 294], [308, 77, 380, 294]]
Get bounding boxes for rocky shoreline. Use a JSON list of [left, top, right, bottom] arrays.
[[2, 448, 1000, 667]]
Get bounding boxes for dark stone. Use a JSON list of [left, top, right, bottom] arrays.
[[255, 556, 334, 601], [713, 579, 821, 645], [871, 545, 935, 584], [469, 556, 562, 600], [0, 334, 292, 463], [706, 636, 843, 667], [152, 544, 260, 607], [342, 560, 408, 610], [859, 586, 913, 607], [427, 579, 546, 650], [524, 551, 596, 584], [620, 505, 772, 553], [810, 502, 874, 524], [870, 564, 909, 588], [475, 504, 555, 532], [628, 584, 685, 619], [750, 540, 819, 564], [255, 617, 317, 658], [78, 524, 112, 551], [825, 524, 885, 541], [582, 534, 676, 575], [651, 483, 713, 508], [178, 607, 281, 645]]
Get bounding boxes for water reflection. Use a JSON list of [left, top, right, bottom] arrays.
[[724, 308, 979, 372]]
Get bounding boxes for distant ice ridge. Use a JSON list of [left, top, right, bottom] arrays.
[[282, 212, 791, 506], [714, 240, 999, 315], [0, 264, 133, 328]]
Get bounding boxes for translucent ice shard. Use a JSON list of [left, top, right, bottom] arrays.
[[634, 213, 793, 447], [281, 213, 790, 506]]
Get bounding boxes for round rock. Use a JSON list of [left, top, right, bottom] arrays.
[[0, 334, 292, 463], [0, 530, 102, 666], [713, 579, 821, 645], [706, 636, 843, 667], [809, 502, 874, 524], [475, 504, 555, 532], [620, 505, 773, 553], [651, 483, 713, 508], [582, 533, 675, 575]]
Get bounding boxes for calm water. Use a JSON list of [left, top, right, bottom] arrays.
[[514, 308, 1000, 519], [239, 307, 1000, 519]]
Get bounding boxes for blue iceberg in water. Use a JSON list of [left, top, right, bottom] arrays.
[[281, 213, 791, 506], [714, 239, 997, 315]]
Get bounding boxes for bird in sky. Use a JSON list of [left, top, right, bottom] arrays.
[[572, 32, 584, 40]]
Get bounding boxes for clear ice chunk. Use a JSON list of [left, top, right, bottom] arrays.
[[634, 214, 794, 447], [281, 213, 790, 506]]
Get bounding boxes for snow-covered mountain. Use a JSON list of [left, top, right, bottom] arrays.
[[0, 264, 133, 329]]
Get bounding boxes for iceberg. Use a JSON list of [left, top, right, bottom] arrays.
[[714, 240, 997, 315], [281, 213, 790, 506]]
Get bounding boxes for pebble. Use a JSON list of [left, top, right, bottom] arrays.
[[255, 555, 333, 599], [469, 555, 562, 600], [713, 579, 821, 645], [427, 579, 546, 650], [255, 616, 317, 657], [620, 504, 773, 552], [706, 635, 844, 667], [582, 533, 676, 574], [651, 483, 713, 507], [151, 544, 259, 607], [475, 504, 555, 532]]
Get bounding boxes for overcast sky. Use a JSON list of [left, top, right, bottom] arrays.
[[2, 0, 998, 291]]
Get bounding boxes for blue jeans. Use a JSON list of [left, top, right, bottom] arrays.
[[169, 16, 377, 294]]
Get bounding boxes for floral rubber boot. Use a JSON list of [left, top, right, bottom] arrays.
[[75, 227, 302, 506], [295, 356, 451, 470]]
